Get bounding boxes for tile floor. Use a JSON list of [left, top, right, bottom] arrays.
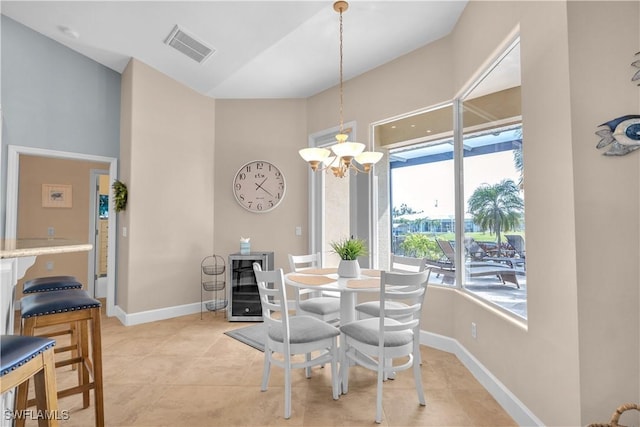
[[18, 309, 516, 426]]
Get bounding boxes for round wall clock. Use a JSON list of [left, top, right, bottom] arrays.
[[233, 160, 286, 213]]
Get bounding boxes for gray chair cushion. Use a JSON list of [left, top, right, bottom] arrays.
[[299, 297, 340, 316], [354, 300, 408, 318], [268, 315, 339, 344], [340, 318, 413, 347]]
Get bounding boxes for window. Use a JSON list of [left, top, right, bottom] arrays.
[[382, 38, 525, 318]]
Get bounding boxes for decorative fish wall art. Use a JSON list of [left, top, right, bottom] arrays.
[[595, 115, 640, 156], [593, 53, 640, 156]]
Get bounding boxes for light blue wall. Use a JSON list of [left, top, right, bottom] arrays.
[[1, 15, 121, 237]]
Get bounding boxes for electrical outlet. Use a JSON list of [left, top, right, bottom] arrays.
[[295, 226, 302, 236], [46, 261, 54, 271], [47, 227, 55, 236], [471, 322, 477, 339]]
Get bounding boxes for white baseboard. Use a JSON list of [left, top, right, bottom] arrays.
[[112, 302, 203, 326], [420, 330, 544, 427]]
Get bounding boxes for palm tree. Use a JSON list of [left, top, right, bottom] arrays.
[[467, 179, 524, 254], [513, 143, 524, 189]]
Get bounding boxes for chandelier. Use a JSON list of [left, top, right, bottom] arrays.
[[299, 1, 383, 178]]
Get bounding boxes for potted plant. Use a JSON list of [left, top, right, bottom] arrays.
[[330, 237, 367, 278]]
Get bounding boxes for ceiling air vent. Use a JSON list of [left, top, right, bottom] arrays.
[[164, 25, 214, 64]]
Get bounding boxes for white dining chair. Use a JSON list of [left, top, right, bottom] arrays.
[[339, 270, 430, 424], [288, 253, 340, 324], [354, 254, 428, 319], [252, 263, 340, 419]]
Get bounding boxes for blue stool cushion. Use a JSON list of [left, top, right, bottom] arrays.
[[21, 289, 101, 318], [23, 275, 82, 294], [0, 335, 56, 376]]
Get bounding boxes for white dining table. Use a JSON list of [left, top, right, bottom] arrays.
[[284, 268, 382, 324]]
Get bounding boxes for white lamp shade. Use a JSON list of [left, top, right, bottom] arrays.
[[355, 151, 383, 165], [331, 142, 365, 158], [299, 147, 330, 162]]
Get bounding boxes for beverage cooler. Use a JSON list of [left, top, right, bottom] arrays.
[[227, 252, 274, 321]]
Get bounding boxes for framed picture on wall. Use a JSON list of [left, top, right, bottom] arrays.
[[42, 184, 72, 208]]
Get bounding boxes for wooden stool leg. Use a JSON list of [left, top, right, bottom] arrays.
[[15, 380, 29, 427], [16, 317, 37, 427], [33, 348, 60, 427], [79, 320, 90, 408], [70, 321, 79, 371], [91, 307, 105, 427]]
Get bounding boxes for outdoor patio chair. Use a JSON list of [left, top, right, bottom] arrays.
[[463, 237, 525, 269], [505, 235, 526, 259], [427, 239, 522, 288]]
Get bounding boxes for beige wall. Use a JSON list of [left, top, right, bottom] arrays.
[[16, 155, 109, 296], [305, 1, 638, 425], [118, 59, 215, 313], [213, 99, 309, 270], [110, 1, 638, 424], [566, 1, 640, 423]]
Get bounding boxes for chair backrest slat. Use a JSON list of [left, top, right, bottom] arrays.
[[288, 253, 324, 300], [378, 269, 431, 339], [253, 263, 290, 350], [391, 254, 427, 273], [288, 253, 320, 272]]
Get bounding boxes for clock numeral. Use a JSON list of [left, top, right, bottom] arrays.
[[256, 162, 264, 170], [235, 183, 242, 191], [237, 173, 247, 181], [256, 203, 263, 211]]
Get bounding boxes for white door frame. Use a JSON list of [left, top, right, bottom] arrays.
[[88, 168, 109, 299], [5, 145, 118, 317]]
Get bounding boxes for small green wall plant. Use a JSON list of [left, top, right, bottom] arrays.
[[330, 237, 368, 260], [112, 180, 128, 212]]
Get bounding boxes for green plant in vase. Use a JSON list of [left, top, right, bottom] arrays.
[[330, 237, 367, 277]]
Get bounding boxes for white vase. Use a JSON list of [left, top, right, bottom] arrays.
[[338, 259, 361, 278]]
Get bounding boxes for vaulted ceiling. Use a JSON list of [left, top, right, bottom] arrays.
[[2, 1, 468, 99]]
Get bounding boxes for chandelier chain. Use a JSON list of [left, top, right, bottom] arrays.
[[339, 7, 344, 134], [297, 1, 382, 177]]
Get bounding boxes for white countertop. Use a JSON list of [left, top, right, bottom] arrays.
[[0, 238, 93, 259]]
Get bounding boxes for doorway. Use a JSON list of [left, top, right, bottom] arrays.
[[6, 145, 118, 317], [89, 169, 110, 299]]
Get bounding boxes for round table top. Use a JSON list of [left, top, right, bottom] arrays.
[[284, 269, 382, 293]]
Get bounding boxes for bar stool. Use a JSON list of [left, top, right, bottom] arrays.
[[1, 335, 59, 427], [18, 289, 104, 427], [22, 276, 84, 374], [23, 276, 82, 294]]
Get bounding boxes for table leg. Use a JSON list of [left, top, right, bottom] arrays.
[[340, 292, 356, 324]]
